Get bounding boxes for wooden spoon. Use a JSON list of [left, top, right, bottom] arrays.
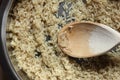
[[58, 22, 120, 58]]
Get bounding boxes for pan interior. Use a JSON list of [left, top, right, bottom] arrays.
[[6, 0, 120, 80]]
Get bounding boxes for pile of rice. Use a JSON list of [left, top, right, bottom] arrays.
[[7, 0, 120, 80]]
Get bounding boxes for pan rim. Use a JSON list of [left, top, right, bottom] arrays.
[[0, 0, 21, 80]]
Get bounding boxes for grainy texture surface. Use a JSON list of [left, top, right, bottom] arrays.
[[7, 0, 120, 80]]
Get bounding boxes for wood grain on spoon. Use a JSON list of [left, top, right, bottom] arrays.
[[58, 22, 96, 58]]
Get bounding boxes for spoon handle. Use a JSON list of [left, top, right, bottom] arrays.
[[109, 42, 120, 52]]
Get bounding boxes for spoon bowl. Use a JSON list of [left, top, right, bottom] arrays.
[[58, 22, 120, 58]]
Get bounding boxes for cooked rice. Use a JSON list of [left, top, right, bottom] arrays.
[[7, 0, 120, 80]]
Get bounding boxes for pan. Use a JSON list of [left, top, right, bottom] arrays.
[[0, 0, 21, 80]]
